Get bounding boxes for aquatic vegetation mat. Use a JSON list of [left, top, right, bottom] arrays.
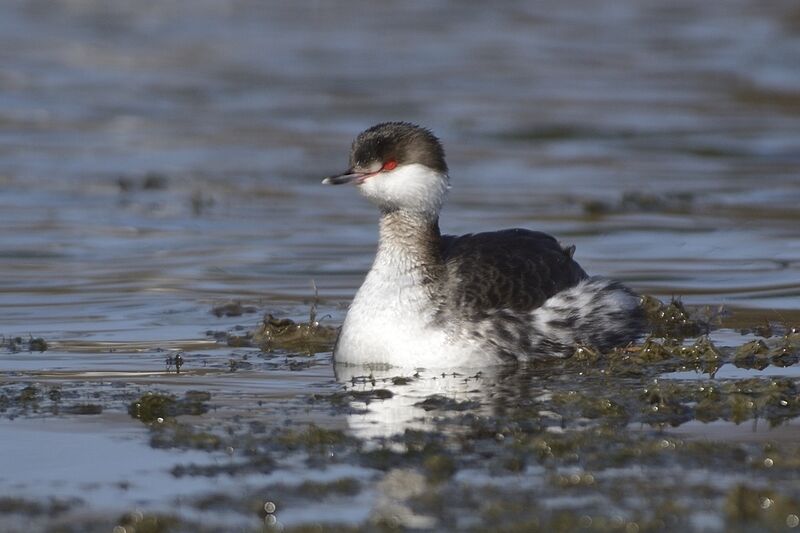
[[2, 305, 800, 532]]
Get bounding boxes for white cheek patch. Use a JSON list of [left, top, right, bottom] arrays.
[[359, 164, 449, 214]]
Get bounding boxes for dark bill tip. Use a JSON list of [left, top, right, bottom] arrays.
[[322, 171, 362, 185]]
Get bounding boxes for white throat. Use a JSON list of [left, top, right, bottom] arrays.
[[358, 163, 449, 216]]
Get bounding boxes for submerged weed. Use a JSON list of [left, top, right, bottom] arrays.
[[115, 512, 179, 533], [295, 478, 362, 498], [415, 395, 481, 412], [724, 484, 800, 530], [1, 335, 48, 352], [18, 385, 38, 403], [582, 190, 695, 216], [211, 301, 257, 318], [154, 424, 223, 452], [64, 404, 103, 415], [0, 497, 76, 517], [276, 424, 351, 450]]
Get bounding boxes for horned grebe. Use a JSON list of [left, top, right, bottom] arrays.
[[323, 122, 644, 367]]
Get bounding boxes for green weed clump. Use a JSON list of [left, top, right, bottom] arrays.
[[253, 313, 338, 355], [641, 295, 707, 338], [128, 391, 210, 424]]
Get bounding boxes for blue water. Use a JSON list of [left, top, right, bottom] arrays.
[[1, 1, 800, 530]]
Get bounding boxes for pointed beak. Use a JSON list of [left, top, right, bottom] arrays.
[[322, 170, 364, 185]]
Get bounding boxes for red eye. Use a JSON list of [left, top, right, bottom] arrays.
[[382, 159, 398, 171]]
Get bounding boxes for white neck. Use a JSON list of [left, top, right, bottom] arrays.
[[358, 163, 449, 216]]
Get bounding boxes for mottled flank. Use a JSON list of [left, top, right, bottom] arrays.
[[436, 230, 644, 360], [466, 279, 645, 360]]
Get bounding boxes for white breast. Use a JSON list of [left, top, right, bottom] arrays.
[[334, 247, 497, 368], [335, 266, 439, 366]]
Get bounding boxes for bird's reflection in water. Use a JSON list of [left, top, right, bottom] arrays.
[[333, 363, 558, 441]]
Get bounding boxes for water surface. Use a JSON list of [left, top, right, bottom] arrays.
[[1, 1, 800, 531]]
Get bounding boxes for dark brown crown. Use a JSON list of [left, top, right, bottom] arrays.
[[349, 122, 448, 174]]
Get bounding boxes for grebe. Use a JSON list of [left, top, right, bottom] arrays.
[[323, 122, 644, 367]]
